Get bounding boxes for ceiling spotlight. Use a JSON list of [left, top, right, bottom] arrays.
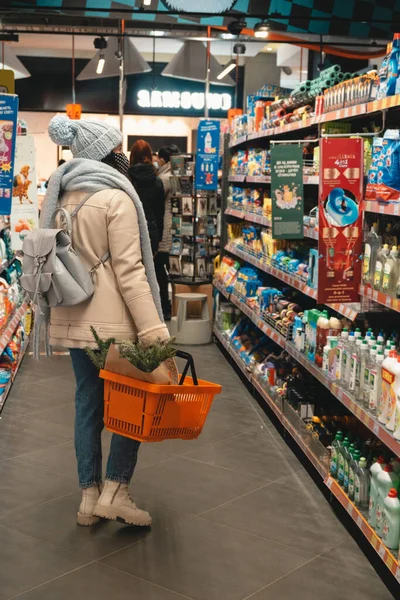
[[266, 47, 273, 51], [221, 32, 235, 40], [93, 37, 107, 74], [227, 18, 247, 36], [254, 21, 270, 39], [149, 30, 166, 37], [143, 0, 152, 5], [217, 59, 236, 80], [233, 42, 246, 55]]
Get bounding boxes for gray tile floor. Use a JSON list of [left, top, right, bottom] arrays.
[[0, 343, 395, 599]]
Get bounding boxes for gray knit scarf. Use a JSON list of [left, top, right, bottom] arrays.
[[34, 157, 163, 359]]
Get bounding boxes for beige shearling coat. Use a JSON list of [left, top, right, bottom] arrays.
[[49, 188, 169, 349]]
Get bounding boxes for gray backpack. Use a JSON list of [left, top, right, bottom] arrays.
[[21, 193, 109, 311]]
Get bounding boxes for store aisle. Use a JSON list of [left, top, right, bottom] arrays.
[[0, 343, 394, 600]]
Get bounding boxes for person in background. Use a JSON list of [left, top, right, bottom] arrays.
[[157, 144, 180, 320], [152, 152, 160, 172], [42, 115, 170, 527], [127, 140, 165, 255]]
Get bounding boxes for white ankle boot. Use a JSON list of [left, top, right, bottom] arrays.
[[93, 480, 152, 526], [77, 484, 102, 526]]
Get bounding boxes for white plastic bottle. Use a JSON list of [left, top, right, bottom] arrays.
[[356, 340, 369, 403], [349, 338, 362, 394], [382, 488, 400, 550], [391, 357, 400, 440], [374, 243, 390, 290], [342, 332, 355, 390], [328, 337, 339, 380], [336, 329, 349, 382], [378, 350, 398, 424], [376, 465, 399, 536], [322, 336, 334, 372], [363, 345, 377, 409], [387, 355, 400, 432], [369, 349, 385, 415], [354, 457, 370, 511], [368, 456, 387, 528], [382, 245, 399, 295]]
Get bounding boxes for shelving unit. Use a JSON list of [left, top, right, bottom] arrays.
[[214, 280, 400, 456], [228, 174, 318, 185], [225, 207, 319, 241], [213, 322, 400, 581], [229, 94, 400, 149]]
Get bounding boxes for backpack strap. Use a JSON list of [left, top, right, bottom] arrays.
[[90, 250, 111, 279]]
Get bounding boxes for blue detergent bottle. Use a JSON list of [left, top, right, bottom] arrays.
[[388, 33, 400, 96]]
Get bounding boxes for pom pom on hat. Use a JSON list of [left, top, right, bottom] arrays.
[[48, 114, 123, 162], [48, 115, 76, 146]]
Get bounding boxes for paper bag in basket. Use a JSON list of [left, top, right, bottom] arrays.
[[104, 345, 179, 385]]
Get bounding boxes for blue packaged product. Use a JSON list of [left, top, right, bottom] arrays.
[[378, 129, 400, 195], [388, 33, 400, 96], [367, 137, 383, 185], [378, 44, 391, 99]]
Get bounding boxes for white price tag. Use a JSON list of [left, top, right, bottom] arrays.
[[347, 503, 354, 516], [379, 205, 384, 214], [356, 515, 363, 528], [396, 567, 400, 583], [373, 421, 380, 435], [326, 476, 334, 489], [386, 296, 392, 308], [394, 204, 400, 216], [337, 388, 343, 401], [373, 290, 379, 301], [378, 544, 386, 559]]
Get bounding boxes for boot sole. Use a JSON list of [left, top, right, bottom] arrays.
[[77, 512, 101, 527], [93, 505, 152, 527]]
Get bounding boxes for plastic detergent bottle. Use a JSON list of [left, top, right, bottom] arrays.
[[387, 355, 400, 432], [342, 332, 355, 390], [378, 350, 398, 424], [363, 225, 381, 284], [378, 43, 392, 98], [322, 336, 334, 372], [376, 465, 400, 536], [382, 488, 400, 550], [315, 310, 330, 368], [336, 329, 349, 382], [349, 338, 362, 395], [382, 246, 399, 295], [330, 430, 343, 479], [356, 340, 369, 402], [328, 337, 339, 380], [348, 449, 361, 501], [363, 345, 377, 409], [369, 349, 385, 415], [338, 437, 350, 487], [390, 357, 400, 439], [354, 457, 370, 511], [389, 33, 400, 95], [307, 309, 320, 363], [374, 244, 390, 290], [368, 456, 387, 528], [354, 328, 362, 340], [344, 443, 355, 493]]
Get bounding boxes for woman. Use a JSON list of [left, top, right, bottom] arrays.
[[156, 144, 180, 320], [43, 115, 170, 527], [127, 140, 165, 255]]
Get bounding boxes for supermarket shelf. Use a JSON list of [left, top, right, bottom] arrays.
[[0, 301, 29, 356], [225, 207, 272, 227], [214, 323, 400, 580], [225, 207, 319, 241], [213, 325, 327, 478], [326, 476, 400, 580], [0, 336, 30, 414], [214, 280, 400, 456], [359, 284, 400, 313], [225, 242, 318, 299], [232, 95, 400, 147], [364, 200, 400, 216], [225, 242, 359, 320], [228, 174, 318, 185]]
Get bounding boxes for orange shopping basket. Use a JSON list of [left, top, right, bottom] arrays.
[[100, 351, 222, 442]]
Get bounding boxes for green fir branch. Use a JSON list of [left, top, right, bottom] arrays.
[[85, 326, 116, 370]]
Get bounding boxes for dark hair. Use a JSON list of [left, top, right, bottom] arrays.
[[158, 144, 180, 164], [129, 139, 153, 167], [58, 159, 66, 167]]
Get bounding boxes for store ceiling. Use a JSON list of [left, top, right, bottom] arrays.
[[1, 0, 399, 38]]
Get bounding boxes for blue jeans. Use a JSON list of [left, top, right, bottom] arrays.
[[70, 349, 141, 489]]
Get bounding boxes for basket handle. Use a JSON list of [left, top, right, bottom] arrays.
[[175, 350, 198, 386]]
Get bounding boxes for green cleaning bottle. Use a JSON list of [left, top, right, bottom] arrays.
[[338, 437, 350, 487], [330, 431, 343, 480]]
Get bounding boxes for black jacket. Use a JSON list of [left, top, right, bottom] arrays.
[[127, 163, 165, 254]]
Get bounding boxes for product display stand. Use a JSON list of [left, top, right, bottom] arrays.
[[213, 87, 400, 592]]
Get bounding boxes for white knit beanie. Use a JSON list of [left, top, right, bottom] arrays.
[[48, 115, 123, 161]]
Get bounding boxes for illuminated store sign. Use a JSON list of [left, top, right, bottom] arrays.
[[137, 89, 232, 111]]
